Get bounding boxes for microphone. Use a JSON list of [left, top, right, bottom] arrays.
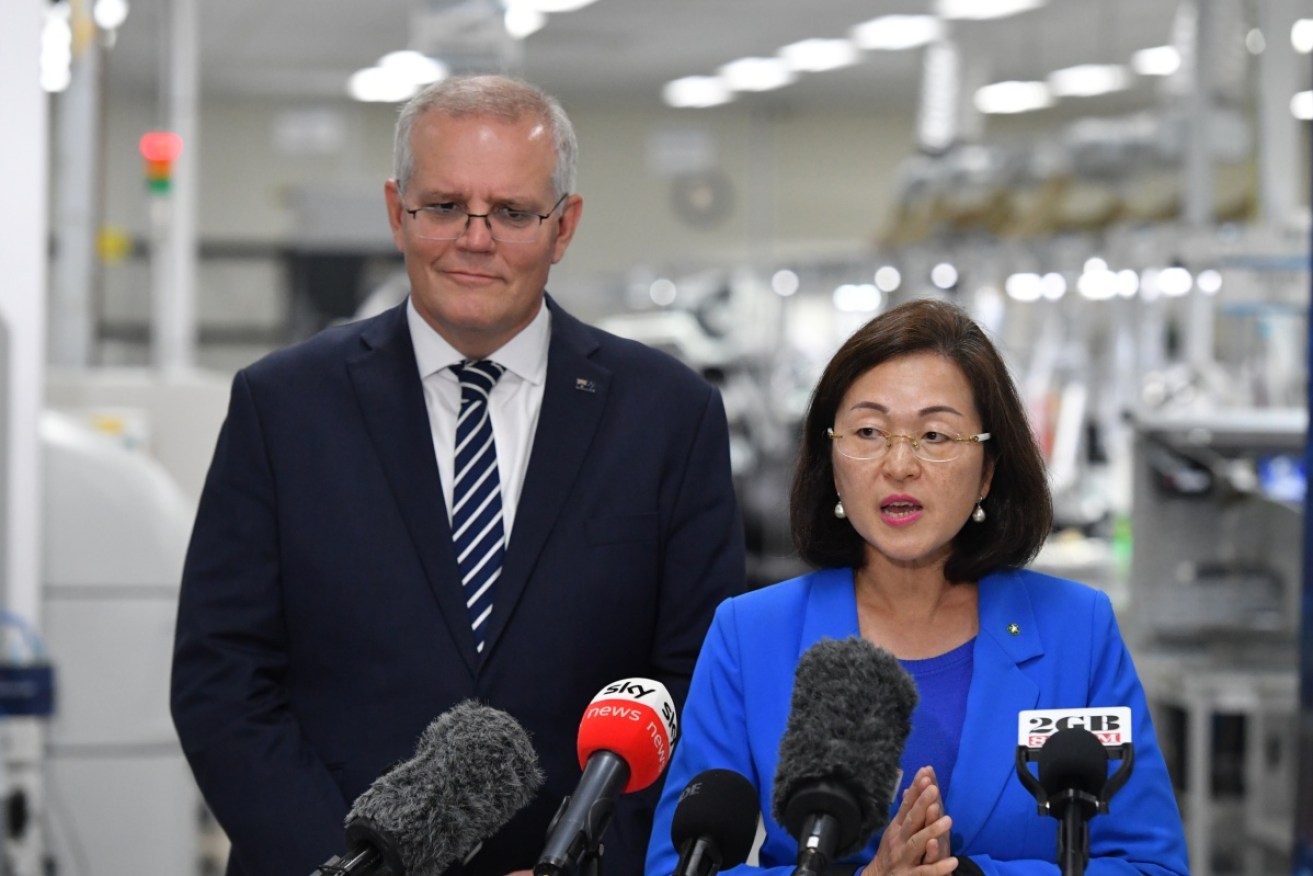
[[312, 701, 544, 876], [671, 769, 760, 876], [1015, 707, 1136, 876], [771, 637, 918, 876], [534, 678, 679, 876]]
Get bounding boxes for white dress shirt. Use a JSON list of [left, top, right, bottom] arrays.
[[407, 297, 549, 543]]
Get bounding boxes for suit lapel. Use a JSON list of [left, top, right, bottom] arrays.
[[948, 571, 1041, 849], [481, 299, 608, 655], [347, 303, 479, 677]]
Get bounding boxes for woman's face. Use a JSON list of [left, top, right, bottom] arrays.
[[830, 351, 994, 576]]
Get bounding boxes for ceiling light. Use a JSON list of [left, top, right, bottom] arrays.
[[930, 262, 958, 290], [1077, 265, 1118, 300], [662, 76, 733, 108], [93, 0, 129, 31], [873, 266, 901, 292], [779, 38, 860, 73], [505, 4, 546, 38], [1040, 272, 1066, 300], [1005, 272, 1043, 302], [974, 80, 1053, 114], [833, 284, 881, 313], [1292, 19, 1313, 54], [771, 270, 800, 297], [378, 51, 448, 85], [851, 15, 942, 50], [1131, 46, 1180, 76], [1116, 270, 1139, 298], [718, 57, 796, 92], [649, 279, 677, 307], [41, 2, 72, 94], [936, 0, 1045, 22], [1292, 90, 1313, 121], [1157, 266, 1193, 297], [1196, 269, 1222, 295], [519, 0, 598, 11], [1048, 64, 1130, 97], [348, 67, 419, 103]]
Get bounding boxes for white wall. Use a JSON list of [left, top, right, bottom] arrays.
[[95, 91, 921, 345]]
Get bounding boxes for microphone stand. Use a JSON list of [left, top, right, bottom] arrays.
[[1015, 743, 1135, 876], [1049, 787, 1099, 876]]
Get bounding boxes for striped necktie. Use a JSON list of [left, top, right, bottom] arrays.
[[450, 359, 506, 653]]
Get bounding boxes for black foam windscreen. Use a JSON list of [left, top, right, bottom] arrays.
[[346, 700, 544, 873], [1036, 727, 1109, 798], [771, 636, 918, 857], [671, 768, 760, 867]]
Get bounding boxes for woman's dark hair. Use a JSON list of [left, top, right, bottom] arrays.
[[789, 298, 1053, 583]]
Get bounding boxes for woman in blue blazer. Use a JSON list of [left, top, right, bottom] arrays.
[[647, 299, 1188, 876]]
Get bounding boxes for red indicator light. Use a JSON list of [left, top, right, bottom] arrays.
[[138, 131, 183, 163]]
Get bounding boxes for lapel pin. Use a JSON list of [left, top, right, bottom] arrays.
[[574, 378, 596, 393], [1007, 623, 1021, 636]]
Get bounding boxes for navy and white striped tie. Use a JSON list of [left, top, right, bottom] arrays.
[[451, 360, 506, 653]]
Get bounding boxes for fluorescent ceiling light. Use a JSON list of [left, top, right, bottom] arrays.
[[833, 283, 881, 313], [1131, 45, 1180, 76], [874, 266, 901, 292], [1293, 19, 1313, 54], [1293, 90, 1313, 121], [663, 76, 733, 108], [1077, 266, 1118, 300], [519, 0, 598, 11], [41, 2, 72, 93], [850, 15, 942, 51], [1040, 273, 1066, 300], [974, 80, 1053, 114], [504, 4, 547, 38], [378, 51, 448, 85], [1005, 272, 1043, 302], [718, 57, 796, 92], [1048, 63, 1130, 97], [1196, 269, 1223, 295], [1157, 266, 1193, 297], [93, 0, 129, 31], [780, 38, 860, 72], [936, 0, 1045, 21], [348, 67, 419, 103]]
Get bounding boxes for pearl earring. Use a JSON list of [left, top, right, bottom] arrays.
[[834, 499, 846, 519], [972, 497, 986, 523]]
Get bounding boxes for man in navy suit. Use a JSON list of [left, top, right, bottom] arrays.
[[170, 74, 745, 876]]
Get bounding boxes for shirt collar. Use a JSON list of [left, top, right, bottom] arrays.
[[406, 296, 550, 386]]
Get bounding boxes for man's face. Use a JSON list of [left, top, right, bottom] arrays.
[[385, 111, 582, 359]]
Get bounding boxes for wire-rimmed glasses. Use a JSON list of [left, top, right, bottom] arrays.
[[826, 426, 991, 463], [402, 192, 569, 243]]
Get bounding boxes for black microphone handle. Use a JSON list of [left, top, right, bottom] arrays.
[[674, 837, 721, 876], [535, 750, 632, 876], [1058, 802, 1091, 876], [793, 811, 842, 876]]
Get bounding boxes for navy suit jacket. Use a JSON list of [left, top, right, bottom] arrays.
[[170, 296, 746, 876], [647, 567, 1189, 876]]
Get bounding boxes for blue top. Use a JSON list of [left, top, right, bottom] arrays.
[[896, 638, 973, 808], [645, 567, 1190, 876]]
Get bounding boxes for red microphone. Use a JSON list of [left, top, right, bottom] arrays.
[[535, 678, 678, 875]]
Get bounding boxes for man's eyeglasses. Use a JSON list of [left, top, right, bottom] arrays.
[[402, 193, 569, 243], [826, 427, 991, 463]]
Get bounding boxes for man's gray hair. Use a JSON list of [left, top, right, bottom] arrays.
[[393, 74, 578, 199]]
